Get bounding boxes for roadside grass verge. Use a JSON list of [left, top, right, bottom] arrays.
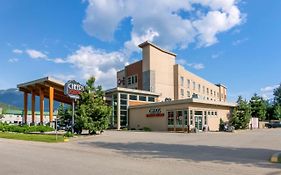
[[0, 132, 64, 143]]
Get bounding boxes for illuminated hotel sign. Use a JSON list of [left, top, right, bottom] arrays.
[[64, 80, 85, 99], [146, 108, 164, 117]]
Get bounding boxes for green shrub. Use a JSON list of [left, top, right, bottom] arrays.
[[64, 131, 74, 137], [143, 127, 151, 132], [0, 123, 54, 133]]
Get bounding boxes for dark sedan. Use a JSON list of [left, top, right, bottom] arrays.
[[265, 121, 281, 128]]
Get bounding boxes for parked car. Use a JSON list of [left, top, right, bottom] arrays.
[[265, 121, 281, 128]]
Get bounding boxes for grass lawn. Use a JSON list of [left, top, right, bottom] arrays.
[[0, 132, 65, 143]]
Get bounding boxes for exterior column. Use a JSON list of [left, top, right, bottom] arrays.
[[117, 92, 121, 130], [39, 88, 44, 124], [31, 90, 35, 124], [49, 87, 54, 123], [111, 95, 115, 127], [24, 92, 28, 124]]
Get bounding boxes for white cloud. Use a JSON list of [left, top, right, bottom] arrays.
[[26, 49, 47, 59], [124, 28, 159, 54], [83, 0, 243, 50], [8, 58, 19, 63], [65, 46, 127, 88], [260, 84, 279, 100], [232, 37, 248, 46], [211, 51, 223, 59], [176, 58, 204, 70], [13, 49, 23, 54], [187, 63, 205, 70], [45, 73, 76, 83]]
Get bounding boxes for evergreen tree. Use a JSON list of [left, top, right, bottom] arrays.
[[273, 84, 281, 105], [249, 93, 267, 121], [230, 96, 251, 129], [57, 103, 72, 129], [75, 77, 111, 134], [273, 104, 281, 120]]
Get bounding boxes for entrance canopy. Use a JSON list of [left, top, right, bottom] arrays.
[[17, 77, 72, 124]]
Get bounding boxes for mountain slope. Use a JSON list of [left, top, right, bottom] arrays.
[[0, 88, 60, 111]]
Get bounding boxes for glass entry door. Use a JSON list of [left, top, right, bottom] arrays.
[[194, 111, 203, 130]]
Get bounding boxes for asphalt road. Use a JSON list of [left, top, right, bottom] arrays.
[[0, 129, 281, 175]]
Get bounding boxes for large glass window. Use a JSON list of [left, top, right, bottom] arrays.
[[184, 110, 188, 125], [190, 110, 193, 125], [139, 96, 147, 101], [168, 111, 174, 126], [148, 96, 155, 102], [129, 94, 137, 100], [176, 111, 183, 126]]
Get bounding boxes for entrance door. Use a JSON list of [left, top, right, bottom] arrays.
[[194, 111, 203, 130], [195, 116, 203, 130]]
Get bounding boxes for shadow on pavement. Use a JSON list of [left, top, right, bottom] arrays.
[[79, 141, 281, 169]]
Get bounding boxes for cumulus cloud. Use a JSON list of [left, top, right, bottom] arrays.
[[260, 84, 279, 100], [45, 73, 76, 83], [8, 58, 19, 63], [66, 46, 127, 87], [26, 49, 47, 59], [176, 58, 205, 70], [83, 0, 243, 50], [13, 49, 23, 54], [188, 63, 205, 70], [232, 37, 248, 46], [124, 28, 159, 54]]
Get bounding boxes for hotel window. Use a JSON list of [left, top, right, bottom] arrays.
[[215, 111, 217, 116], [128, 75, 138, 85], [168, 111, 174, 126], [139, 95, 147, 101], [187, 79, 190, 88], [198, 84, 201, 92], [180, 76, 184, 86], [148, 96, 155, 102], [184, 110, 188, 125], [180, 89, 184, 97], [187, 91, 191, 98], [193, 81, 196, 90], [128, 77, 131, 85], [211, 90, 213, 95], [129, 95, 137, 100], [214, 91, 216, 97], [207, 88, 209, 95], [203, 86, 205, 94]]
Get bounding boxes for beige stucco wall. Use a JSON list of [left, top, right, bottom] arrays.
[[142, 45, 176, 101], [174, 64, 226, 102], [129, 102, 232, 132]]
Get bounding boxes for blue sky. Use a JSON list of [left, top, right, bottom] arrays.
[[0, 0, 280, 102]]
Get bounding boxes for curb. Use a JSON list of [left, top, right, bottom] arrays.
[[270, 152, 281, 163]]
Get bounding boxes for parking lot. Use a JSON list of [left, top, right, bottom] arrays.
[[0, 129, 281, 175]]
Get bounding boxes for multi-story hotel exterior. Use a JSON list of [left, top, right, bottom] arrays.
[[106, 41, 235, 131]]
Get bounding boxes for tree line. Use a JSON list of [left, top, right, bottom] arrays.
[[230, 84, 281, 129]]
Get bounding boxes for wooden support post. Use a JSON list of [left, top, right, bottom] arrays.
[[49, 87, 54, 123], [40, 88, 44, 124], [24, 92, 28, 124], [31, 90, 35, 124]]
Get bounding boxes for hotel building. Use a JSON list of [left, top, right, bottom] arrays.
[[107, 41, 235, 131]]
